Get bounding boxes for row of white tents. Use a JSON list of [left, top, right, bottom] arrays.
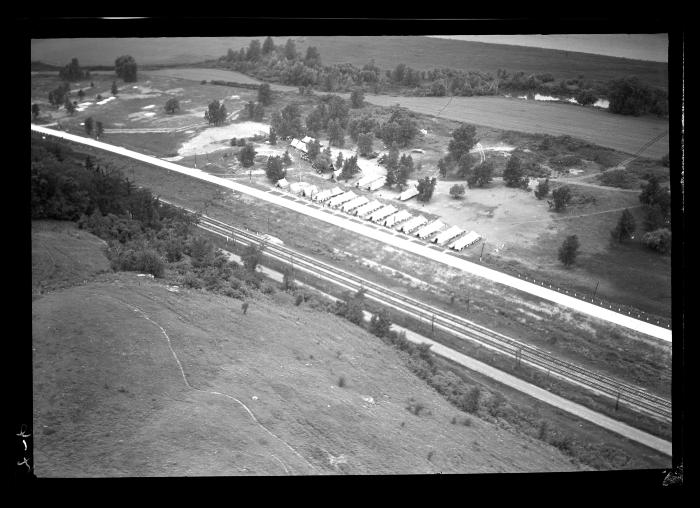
[[277, 176, 482, 251]]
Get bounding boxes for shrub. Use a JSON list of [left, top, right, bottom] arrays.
[[295, 294, 304, 306], [558, 234, 580, 267], [599, 168, 635, 188], [338, 375, 346, 388], [460, 386, 481, 413], [406, 398, 430, 416], [449, 184, 466, 199], [642, 228, 672, 254], [485, 391, 507, 417]]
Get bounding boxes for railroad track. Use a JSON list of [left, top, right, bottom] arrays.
[[194, 213, 672, 422]]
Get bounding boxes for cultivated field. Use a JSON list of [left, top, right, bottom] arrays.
[[363, 95, 670, 159], [32, 224, 586, 475]]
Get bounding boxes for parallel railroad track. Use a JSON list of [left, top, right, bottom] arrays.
[[195, 213, 672, 422]]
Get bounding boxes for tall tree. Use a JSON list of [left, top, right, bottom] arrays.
[[467, 160, 494, 188], [269, 128, 277, 145], [284, 39, 297, 60], [265, 155, 285, 182], [271, 104, 303, 138], [282, 150, 293, 167], [64, 97, 76, 115], [115, 55, 138, 82], [238, 143, 257, 168], [335, 151, 344, 171], [340, 155, 359, 180], [262, 36, 275, 54], [350, 88, 365, 108], [449, 184, 466, 199], [503, 155, 526, 188], [328, 118, 345, 147], [258, 83, 272, 106], [306, 139, 321, 160], [205, 100, 227, 125], [111, 81, 119, 96], [550, 186, 572, 211], [448, 124, 478, 162], [164, 98, 180, 114], [534, 178, 550, 200], [77, 89, 85, 101], [84, 116, 94, 136], [95, 121, 104, 139], [558, 235, 580, 267], [304, 46, 322, 67], [31, 103, 40, 119], [246, 39, 262, 61], [357, 132, 374, 156], [610, 208, 636, 242], [416, 176, 437, 202]]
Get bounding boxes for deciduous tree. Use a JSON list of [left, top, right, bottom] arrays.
[[449, 184, 465, 199], [84, 116, 94, 136], [558, 235, 580, 267], [503, 155, 526, 188], [416, 176, 437, 202], [534, 178, 550, 200], [164, 98, 180, 114], [258, 83, 272, 106], [610, 208, 636, 242], [238, 143, 257, 168], [115, 55, 138, 82]]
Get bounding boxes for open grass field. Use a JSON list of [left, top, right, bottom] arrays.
[[363, 94, 669, 159], [32, 225, 587, 475]]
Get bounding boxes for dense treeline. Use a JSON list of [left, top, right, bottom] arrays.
[[217, 39, 668, 117]]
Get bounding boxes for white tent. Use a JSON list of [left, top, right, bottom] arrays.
[[353, 200, 383, 217], [368, 177, 386, 191], [449, 231, 482, 251], [313, 189, 332, 202], [302, 136, 315, 144], [399, 187, 420, 201], [356, 174, 378, 188], [289, 181, 309, 194], [328, 191, 357, 208], [302, 185, 319, 198], [416, 220, 445, 239], [369, 205, 398, 223], [276, 178, 290, 189], [383, 209, 412, 227], [433, 225, 464, 245], [399, 215, 428, 234], [329, 186, 344, 197], [290, 138, 307, 153], [341, 196, 369, 213]]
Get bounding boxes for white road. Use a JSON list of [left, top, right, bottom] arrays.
[[31, 125, 672, 342]]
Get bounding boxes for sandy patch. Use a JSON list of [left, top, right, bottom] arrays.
[[96, 96, 116, 105], [164, 88, 185, 94], [127, 111, 157, 121], [78, 102, 92, 108], [142, 105, 156, 110], [178, 121, 270, 157]]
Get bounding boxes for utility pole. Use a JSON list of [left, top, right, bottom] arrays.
[[615, 391, 621, 411], [480, 242, 485, 262], [431, 314, 435, 337], [593, 280, 600, 299], [194, 152, 197, 168]]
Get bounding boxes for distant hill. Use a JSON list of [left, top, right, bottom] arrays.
[[31, 36, 668, 90], [32, 222, 579, 476], [297, 36, 669, 90]]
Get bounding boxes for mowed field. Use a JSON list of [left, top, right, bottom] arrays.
[[32, 223, 584, 476], [363, 95, 670, 159]]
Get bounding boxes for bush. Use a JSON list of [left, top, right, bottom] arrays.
[[406, 398, 431, 416], [295, 294, 304, 306], [460, 386, 481, 413], [599, 168, 635, 188], [449, 184, 465, 199], [338, 375, 346, 388], [642, 228, 671, 254]]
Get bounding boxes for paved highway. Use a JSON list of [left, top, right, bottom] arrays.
[[31, 124, 672, 342]]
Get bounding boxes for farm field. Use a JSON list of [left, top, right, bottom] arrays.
[[362, 95, 670, 159], [32, 223, 588, 475]]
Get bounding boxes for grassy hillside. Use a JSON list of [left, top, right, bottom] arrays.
[[32, 224, 582, 476]]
